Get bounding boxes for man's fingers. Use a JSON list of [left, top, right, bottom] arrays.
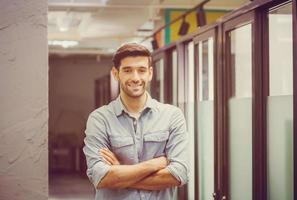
[[100, 148, 120, 165], [99, 150, 115, 164], [101, 156, 111, 165], [101, 153, 114, 165], [101, 148, 116, 157], [99, 149, 119, 165], [100, 148, 117, 161], [98, 148, 120, 165]]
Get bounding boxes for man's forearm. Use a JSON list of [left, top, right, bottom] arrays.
[[97, 157, 166, 189], [130, 168, 180, 191]]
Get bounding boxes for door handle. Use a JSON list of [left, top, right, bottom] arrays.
[[221, 196, 226, 200], [212, 192, 217, 199]]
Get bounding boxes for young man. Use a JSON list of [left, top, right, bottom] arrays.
[[83, 43, 189, 200]]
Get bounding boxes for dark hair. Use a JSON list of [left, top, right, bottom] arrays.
[[112, 43, 151, 69]]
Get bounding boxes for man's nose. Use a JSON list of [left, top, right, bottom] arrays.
[[131, 70, 140, 81]]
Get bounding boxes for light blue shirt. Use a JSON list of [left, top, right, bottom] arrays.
[[83, 93, 189, 200]]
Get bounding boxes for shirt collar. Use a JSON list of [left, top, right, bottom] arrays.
[[113, 92, 156, 117]]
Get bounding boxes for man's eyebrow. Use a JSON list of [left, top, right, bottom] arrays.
[[121, 66, 132, 69], [121, 66, 148, 69]]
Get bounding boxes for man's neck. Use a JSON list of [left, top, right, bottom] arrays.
[[120, 92, 147, 114]]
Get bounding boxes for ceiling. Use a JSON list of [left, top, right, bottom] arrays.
[[48, 0, 249, 56]]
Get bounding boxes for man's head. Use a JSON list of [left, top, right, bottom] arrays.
[[112, 43, 153, 98]]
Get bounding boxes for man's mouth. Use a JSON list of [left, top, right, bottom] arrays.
[[127, 83, 143, 88]]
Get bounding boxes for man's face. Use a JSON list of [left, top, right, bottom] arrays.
[[113, 56, 152, 98]]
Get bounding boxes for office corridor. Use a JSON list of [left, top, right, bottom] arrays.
[[49, 173, 94, 200]]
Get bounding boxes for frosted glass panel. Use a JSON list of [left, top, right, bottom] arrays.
[[267, 96, 293, 200], [198, 101, 214, 200], [229, 98, 252, 200], [267, 3, 293, 199], [228, 23, 252, 200], [197, 37, 214, 199], [186, 42, 195, 200]]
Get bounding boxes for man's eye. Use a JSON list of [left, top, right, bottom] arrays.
[[123, 69, 132, 73], [139, 69, 147, 73]]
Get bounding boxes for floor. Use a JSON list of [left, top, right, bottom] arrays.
[[49, 173, 95, 200]]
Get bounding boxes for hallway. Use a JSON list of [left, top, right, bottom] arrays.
[[49, 173, 94, 200]]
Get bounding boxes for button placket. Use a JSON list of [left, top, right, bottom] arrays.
[[133, 118, 137, 134]]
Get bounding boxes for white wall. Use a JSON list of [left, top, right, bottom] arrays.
[[49, 55, 112, 143], [0, 0, 48, 199]]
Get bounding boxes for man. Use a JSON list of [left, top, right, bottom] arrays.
[[83, 43, 189, 200]]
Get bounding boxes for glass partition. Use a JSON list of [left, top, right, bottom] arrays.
[[267, 3, 293, 200], [197, 37, 214, 200], [228, 24, 252, 200]]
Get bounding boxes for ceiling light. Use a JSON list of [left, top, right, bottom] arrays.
[[151, 35, 158, 50], [196, 6, 206, 27], [48, 40, 79, 48], [178, 17, 190, 36]]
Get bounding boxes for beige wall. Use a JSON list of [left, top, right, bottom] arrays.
[[0, 0, 48, 199], [49, 55, 112, 144]]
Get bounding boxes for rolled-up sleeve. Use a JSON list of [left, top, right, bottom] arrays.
[[83, 111, 111, 188], [165, 108, 189, 186]]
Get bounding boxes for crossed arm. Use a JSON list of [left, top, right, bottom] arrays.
[[97, 148, 180, 190]]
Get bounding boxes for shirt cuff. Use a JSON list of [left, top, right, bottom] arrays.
[[90, 161, 111, 188], [166, 162, 188, 186]]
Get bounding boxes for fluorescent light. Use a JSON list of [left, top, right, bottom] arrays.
[[48, 40, 79, 48]]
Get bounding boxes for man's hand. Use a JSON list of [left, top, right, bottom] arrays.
[[146, 156, 168, 171], [99, 148, 120, 165]]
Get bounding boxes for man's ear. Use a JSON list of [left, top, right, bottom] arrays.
[[111, 67, 119, 81]]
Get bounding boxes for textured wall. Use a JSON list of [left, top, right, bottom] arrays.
[[0, 0, 48, 199]]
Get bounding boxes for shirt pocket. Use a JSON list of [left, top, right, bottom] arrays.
[[143, 130, 169, 159], [109, 136, 135, 164]]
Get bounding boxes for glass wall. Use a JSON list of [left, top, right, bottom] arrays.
[[228, 24, 252, 200], [151, 1, 296, 199], [197, 37, 214, 200], [267, 3, 293, 200]]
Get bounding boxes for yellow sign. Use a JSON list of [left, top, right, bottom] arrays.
[[163, 9, 228, 45]]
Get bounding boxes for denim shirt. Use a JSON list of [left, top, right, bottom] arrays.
[[83, 93, 189, 200]]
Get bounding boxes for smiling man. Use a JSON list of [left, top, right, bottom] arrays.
[[83, 43, 189, 200]]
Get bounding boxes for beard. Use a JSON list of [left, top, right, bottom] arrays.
[[120, 80, 146, 98]]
